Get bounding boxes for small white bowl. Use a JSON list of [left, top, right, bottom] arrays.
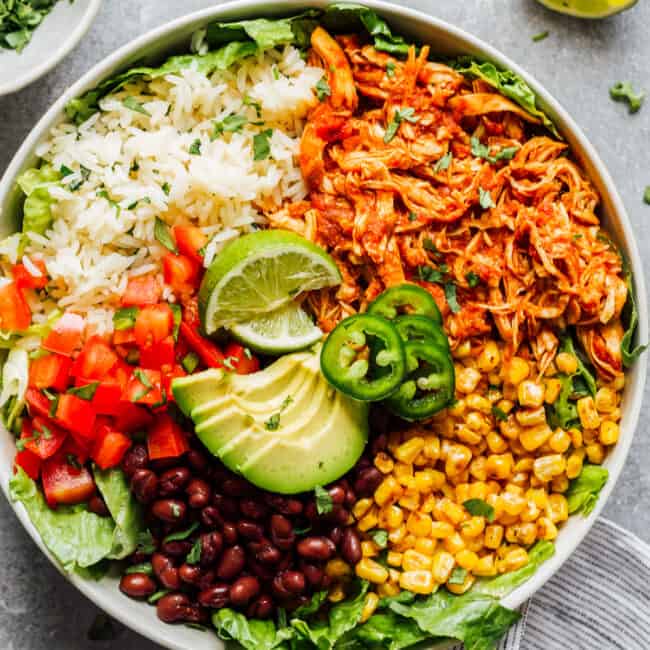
[[0, 0, 101, 96], [0, 1, 646, 648]]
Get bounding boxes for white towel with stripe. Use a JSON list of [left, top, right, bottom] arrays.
[[450, 518, 650, 649]]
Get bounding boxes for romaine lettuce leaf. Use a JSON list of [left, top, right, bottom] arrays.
[[93, 466, 144, 559], [17, 165, 60, 235], [621, 270, 647, 367], [0, 348, 29, 431], [351, 612, 428, 649], [566, 464, 609, 516], [448, 58, 559, 137], [9, 468, 116, 573], [212, 609, 294, 650]]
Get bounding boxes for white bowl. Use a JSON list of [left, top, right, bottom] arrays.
[[0, 1, 646, 648], [0, 0, 102, 96]]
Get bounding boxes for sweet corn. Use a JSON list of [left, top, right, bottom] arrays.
[[325, 559, 352, 579], [352, 498, 373, 520], [455, 483, 471, 505], [387, 551, 403, 567], [394, 462, 415, 488], [431, 551, 455, 583], [441, 499, 467, 525], [515, 406, 547, 427], [477, 341, 501, 373], [447, 572, 476, 594], [473, 553, 497, 577], [518, 381, 545, 407], [585, 442, 605, 464], [505, 522, 537, 546], [375, 476, 401, 506], [555, 352, 578, 375], [500, 547, 529, 572], [398, 490, 421, 511], [569, 427, 583, 448], [520, 500, 541, 523], [399, 570, 436, 594], [402, 549, 433, 571], [374, 452, 394, 474], [414, 538, 437, 556], [469, 457, 488, 481], [328, 584, 346, 602], [533, 454, 566, 482], [520, 423, 553, 451], [443, 532, 466, 554], [356, 558, 389, 584], [544, 378, 562, 404], [449, 399, 467, 419], [422, 435, 441, 460], [406, 512, 433, 537], [551, 475, 569, 493], [599, 421, 620, 445], [499, 416, 521, 441], [455, 549, 479, 571], [460, 516, 486, 539], [577, 396, 601, 430], [395, 437, 425, 464], [381, 504, 404, 529], [467, 394, 492, 414], [594, 387, 617, 413], [566, 448, 585, 479], [457, 425, 483, 446], [430, 520, 455, 538], [537, 516, 558, 540], [500, 491, 527, 516], [486, 431, 509, 454], [484, 524, 504, 549], [377, 581, 401, 598], [362, 540, 379, 557], [357, 510, 379, 532], [388, 525, 407, 545], [445, 444, 473, 476], [359, 592, 380, 624], [453, 340, 472, 359], [456, 367, 482, 394], [548, 493, 569, 523], [468, 482, 489, 500], [505, 357, 529, 384], [485, 453, 514, 479]]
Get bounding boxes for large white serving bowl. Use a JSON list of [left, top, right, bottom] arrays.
[[0, 0, 102, 96], [0, 1, 646, 648]]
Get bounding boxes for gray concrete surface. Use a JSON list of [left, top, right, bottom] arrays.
[[0, 0, 648, 648]]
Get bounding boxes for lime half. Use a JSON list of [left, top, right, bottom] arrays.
[[199, 230, 341, 336], [536, 0, 637, 18], [231, 302, 324, 353]]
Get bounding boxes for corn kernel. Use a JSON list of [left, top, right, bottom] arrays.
[[395, 437, 425, 464], [357, 510, 379, 532], [548, 428, 571, 453], [414, 538, 437, 556], [582, 428, 598, 445], [362, 540, 379, 557], [585, 442, 605, 464], [514, 457, 534, 473], [394, 462, 415, 488], [566, 449, 585, 479], [488, 371, 502, 386], [359, 592, 380, 624], [505, 522, 537, 546], [325, 559, 352, 579], [515, 406, 547, 427], [398, 490, 421, 511], [548, 493, 569, 523], [520, 500, 541, 522], [430, 520, 455, 538], [375, 476, 401, 506], [456, 367, 482, 394], [421, 494, 437, 514], [465, 536, 485, 553], [467, 395, 492, 416], [477, 341, 501, 373], [377, 582, 401, 598], [473, 553, 497, 577], [484, 524, 504, 549], [544, 378, 562, 404], [328, 584, 346, 602], [356, 558, 389, 584], [504, 357, 529, 385], [374, 452, 394, 474], [352, 498, 373, 520], [551, 475, 569, 493], [533, 454, 566, 482], [555, 352, 578, 374], [500, 491, 527, 516], [453, 340, 472, 359], [399, 570, 436, 594], [397, 534, 417, 552], [484, 431, 506, 454], [402, 549, 433, 571], [568, 427, 582, 448], [386, 551, 403, 567], [454, 549, 478, 571], [422, 435, 441, 461], [485, 453, 514, 480], [431, 551, 455, 583], [445, 444, 473, 476], [599, 421, 619, 445], [498, 416, 521, 441], [537, 516, 558, 540], [457, 425, 483, 446], [594, 387, 617, 413], [443, 532, 466, 554], [388, 524, 407, 545], [447, 572, 476, 594], [448, 399, 466, 418], [468, 482, 489, 501], [501, 547, 529, 572], [406, 512, 433, 537], [519, 423, 553, 451], [382, 504, 404, 529], [455, 483, 471, 505], [517, 380, 545, 408], [526, 488, 549, 509], [469, 457, 488, 481], [460, 516, 485, 539], [502, 383, 518, 401], [577, 396, 601, 430]]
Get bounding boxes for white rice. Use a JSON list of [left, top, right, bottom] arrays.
[[23, 45, 322, 334]]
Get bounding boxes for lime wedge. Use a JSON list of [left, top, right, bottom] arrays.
[[536, 0, 637, 18], [231, 302, 324, 353], [199, 230, 341, 335]]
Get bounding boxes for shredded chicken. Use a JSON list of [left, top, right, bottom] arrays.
[[296, 29, 627, 377]]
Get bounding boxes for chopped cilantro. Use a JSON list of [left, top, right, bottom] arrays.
[[448, 566, 468, 585], [189, 139, 202, 155], [386, 61, 396, 78], [314, 485, 333, 515], [212, 114, 247, 139], [123, 96, 150, 116], [384, 107, 419, 143], [465, 271, 480, 288], [418, 265, 444, 283], [60, 165, 73, 177], [610, 81, 645, 113], [463, 498, 495, 521], [471, 136, 519, 164], [532, 30, 549, 42], [314, 77, 331, 102], [68, 165, 90, 192], [264, 395, 293, 431], [186, 539, 202, 565], [491, 406, 508, 422], [161, 182, 171, 196], [408, 211, 417, 222], [253, 129, 273, 161], [644, 186, 650, 205], [478, 187, 496, 210], [444, 282, 461, 314], [433, 151, 452, 172], [154, 217, 178, 253], [67, 382, 100, 401]]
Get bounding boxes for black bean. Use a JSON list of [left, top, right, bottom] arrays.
[[158, 467, 191, 496], [131, 469, 158, 504], [121, 444, 149, 478], [151, 499, 186, 523], [186, 479, 211, 509]]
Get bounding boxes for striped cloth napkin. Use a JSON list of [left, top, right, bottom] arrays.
[[491, 518, 650, 649]]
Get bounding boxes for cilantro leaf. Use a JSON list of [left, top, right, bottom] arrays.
[[253, 129, 273, 161], [463, 498, 495, 521], [212, 114, 248, 139], [478, 187, 495, 209], [532, 30, 549, 42], [433, 151, 452, 172], [465, 271, 480, 288], [644, 186, 650, 205], [314, 485, 333, 515], [154, 217, 178, 253], [314, 77, 331, 102], [444, 283, 461, 314], [386, 61, 396, 78], [491, 406, 508, 422], [610, 81, 645, 114], [67, 382, 100, 401], [123, 96, 151, 116], [186, 538, 202, 564], [384, 107, 419, 143], [189, 139, 202, 155]]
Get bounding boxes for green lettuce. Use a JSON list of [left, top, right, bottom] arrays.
[[93, 466, 144, 559], [212, 609, 294, 650], [621, 270, 647, 367], [17, 165, 60, 235], [448, 58, 559, 137], [66, 41, 258, 124], [566, 464, 609, 516], [9, 468, 116, 573], [560, 335, 596, 397], [350, 612, 428, 649], [0, 348, 29, 431], [0, 309, 62, 350]]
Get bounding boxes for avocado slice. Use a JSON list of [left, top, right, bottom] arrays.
[[172, 349, 368, 494], [536, 0, 637, 18]]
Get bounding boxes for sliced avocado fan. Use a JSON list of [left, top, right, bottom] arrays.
[[536, 0, 637, 18]]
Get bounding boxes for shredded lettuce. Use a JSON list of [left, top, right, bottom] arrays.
[[213, 609, 294, 650], [17, 165, 60, 235], [93, 466, 144, 559], [560, 334, 596, 397], [0, 309, 62, 350], [0, 233, 26, 264], [9, 468, 116, 573], [621, 270, 647, 367], [448, 58, 559, 137], [0, 348, 28, 431], [566, 464, 609, 516], [348, 612, 428, 649]]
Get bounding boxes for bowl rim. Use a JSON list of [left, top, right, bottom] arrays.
[[0, 1, 646, 647], [0, 0, 103, 96]]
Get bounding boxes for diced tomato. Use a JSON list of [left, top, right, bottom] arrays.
[[123, 368, 165, 406], [140, 335, 176, 370], [162, 364, 186, 401], [41, 455, 95, 506], [147, 414, 189, 460], [21, 417, 67, 460], [122, 275, 162, 307], [174, 226, 207, 264], [70, 336, 118, 380], [180, 322, 224, 369], [162, 253, 202, 293], [113, 329, 137, 346], [182, 296, 200, 328], [55, 393, 97, 439], [74, 377, 124, 416], [59, 435, 91, 464], [42, 312, 85, 357], [111, 359, 134, 390], [134, 304, 173, 348], [113, 402, 153, 433], [25, 387, 54, 419], [13, 259, 48, 290], [29, 353, 71, 392], [224, 342, 260, 375], [0, 282, 31, 331], [92, 426, 132, 470], [14, 448, 42, 480]]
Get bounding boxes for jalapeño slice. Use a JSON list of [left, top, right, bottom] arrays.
[[367, 284, 442, 324], [394, 314, 450, 351], [386, 340, 455, 421], [320, 314, 406, 401]]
